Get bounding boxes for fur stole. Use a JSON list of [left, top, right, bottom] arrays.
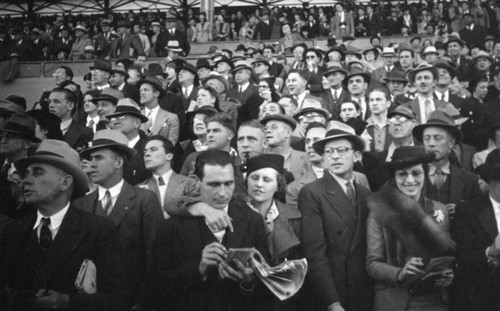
[[368, 181, 456, 258]]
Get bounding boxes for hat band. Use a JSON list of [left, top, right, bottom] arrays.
[[325, 128, 353, 137], [35, 151, 64, 158], [425, 119, 453, 127], [94, 95, 118, 104], [115, 106, 141, 115], [93, 138, 127, 147], [2, 122, 35, 136]]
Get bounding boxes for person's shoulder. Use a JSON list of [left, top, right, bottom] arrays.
[[451, 163, 477, 181]]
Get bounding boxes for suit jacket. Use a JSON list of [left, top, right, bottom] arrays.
[[64, 119, 93, 151], [10, 38, 34, 61], [72, 182, 162, 304], [286, 149, 311, 181], [115, 33, 145, 59], [147, 198, 271, 311], [253, 20, 273, 40], [330, 12, 355, 38], [227, 84, 264, 124], [451, 195, 500, 311], [159, 92, 186, 137], [459, 24, 487, 49], [456, 143, 476, 172], [120, 83, 140, 104], [140, 172, 197, 218], [402, 98, 449, 124], [321, 88, 351, 120], [155, 30, 190, 57], [124, 137, 151, 185], [299, 171, 373, 311], [367, 12, 384, 36], [51, 37, 73, 58], [269, 62, 284, 78], [94, 32, 120, 59], [180, 85, 199, 111], [141, 108, 180, 145], [69, 37, 92, 60], [213, 21, 230, 41], [0, 206, 129, 311]]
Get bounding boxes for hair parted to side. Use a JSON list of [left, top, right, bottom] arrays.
[[194, 149, 234, 180]]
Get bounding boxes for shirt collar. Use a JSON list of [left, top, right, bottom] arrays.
[[329, 171, 354, 190], [429, 161, 450, 175], [33, 202, 70, 230], [153, 169, 173, 185], [98, 179, 124, 201], [128, 134, 140, 148], [87, 115, 99, 123], [489, 195, 500, 215], [145, 105, 160, 114]]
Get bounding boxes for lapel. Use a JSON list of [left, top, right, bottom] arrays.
[[478, 195, 499, 241], [321, 172, 357, 231], [152, 108, 169, 135], [142, 177, 161, 205], [78, 190, 108, 218], [349, 183, 368, 253], [44, 207, 88, 281], [64, 120, 79, 147], [108, 182, 136, 227], [449, 164, 465, 204], [405, 99, 421, 124], [179, 217, 216, 254], [271, 201, 301, 259], [222, 200, 249, 249]]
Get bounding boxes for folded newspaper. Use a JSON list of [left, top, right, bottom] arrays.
[[238, 248, 308, 301], [75, 259, 97, 294]]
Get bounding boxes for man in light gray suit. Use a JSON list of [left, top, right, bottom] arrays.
[[141, 135, 197, 218], [138, 76, 180, 145]]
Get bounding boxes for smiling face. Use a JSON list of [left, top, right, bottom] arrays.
[[414, 70, 436, 95], [394, 164, 425, 200], [286, 72, 307, 95]]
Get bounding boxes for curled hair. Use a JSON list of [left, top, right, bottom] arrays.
[[245, 169, 287, 200], [369, 86, 391, 101], [206, 112, 235, 135], [147, 135, 174, 154]]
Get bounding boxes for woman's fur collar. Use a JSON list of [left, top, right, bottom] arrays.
[[368, 182, 456, 258]]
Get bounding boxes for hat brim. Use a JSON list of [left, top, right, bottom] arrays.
[[413, 123, 463, 144], [324, 67, 348, 77], [382, 76, 408, 83], [91, 95, 119, 105], [312, 133, 366, 155], [230, 65, 251, 74], [0, 128, 41, 143], [408, 66, 439, 83], [260, 115, 297, 131], [293, 107, 330, 121], [136, 80, 166, 97], [89, 66, 112, 72], [166, 47, 183, 53], [384, 152, 436, 170], [343, 72, 371, 87], [202, 75, 230, 92], [106, 111, 149, 123], [80, 143, 137, 161], [111, 69, 129, 79], [15, 155, 89, 199]]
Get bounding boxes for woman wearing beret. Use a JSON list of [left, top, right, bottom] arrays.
[[366, 146, 456, 311]]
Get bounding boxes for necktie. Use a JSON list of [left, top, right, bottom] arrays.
[[441, 93, 445, 101], [333, 89, 338, 101], [433, 167, 445, 190], [183, 87, 189, 99], [146, 110, 153, 134], [103, 190, 113, 215], [238, 86, 242, 94], [170, 29, 174, 36], [158, 176, 165, 186], [424, 99, 433, 121], [346, 181, 357, 208], [40, 217, 52, 252], [87, 119, 95, 129]]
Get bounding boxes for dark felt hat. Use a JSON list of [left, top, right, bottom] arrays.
[[106, 98, 148, 123], [343, 67, 371, 87], [136, 76, 166, 97], [91, 88, 124, 105], [246, 154, 284, 176], [186, 106, 219, 120], [387, 105, 416, 120], [434, 59, 457, 78], [483, 148, 500, 183], [0, 113, 41, 142], [196, 58, 212, 70], [413, 110, 463, 143], [382, 69, 408, 84], [89, 59, 112, 72], [407, 63, 439, 84], [384, 146, 435, 170], [147, 63, 168, 78], [260, 114, 297, 131]]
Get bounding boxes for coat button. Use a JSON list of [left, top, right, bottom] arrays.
[[125, 206, 129, 210]]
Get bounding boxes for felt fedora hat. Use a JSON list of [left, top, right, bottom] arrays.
[[0, 99, 24, 116], [136, 76, 166, 97], [106, 98, 148, 123], [343, 67, 371, 87], [313, 122, 365, 155], [260, 114, 297, 131], [407, 63, 439, 84], [80, 129, 136, 160], [384, 146, 435, 170], [91, 88, 124, 105], [89, 59, 112, 72], [15, 139, 89, 198], [413, 110, 463, 143], [0, 113, 41, 142], [382, 69, 408, 84]]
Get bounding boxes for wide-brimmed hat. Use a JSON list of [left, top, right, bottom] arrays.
[[101, 19, 112, 26], [90, 59, 112, 72], [246, 154, 284, 176], [202, 73, 230, 92], [186, 105, 219, 120], [106, 98, 148, 123], [323, 65, 348, 77], [362, 46, 379, 58], [15, 139, 89, 199], [252, 57, 270, 67], [80, 129, 136, 160], [407, 63, 439, 84], [166, 11, 177, 21], [413, 110, 463, 143], [387, 105, 416, 120], [343, 67, 371, 87], [74, 25, 88, 33], [384, 146, 435, 170], [196, 58, 212, 70], [473, 50, 494, 63], [0, 99, 24, 116], [433, 59, 456, 78], [230, 61, 253, 73], [166, 40, 183, 53], [0, 113, 41, 142], [326, 46, 346, 61], [382, 69, 408, 84], [344, 46, 362, 59], [110, 64, 128, 78], [147, 63, 167, 78], [312, 122, 365, 154], [260, 114, 297, 131], [436, 104, 468, 126], [214, 56, 235, 70], [91, 88, 124, 105], [421, 45, 438, 57], [381, 47, 396, 56], [151, 21, 161, 28], [136, 76, 166, 97], [293, 97, 330, 121], [180, 63, 198, 77], [445, 35, 464, 49]]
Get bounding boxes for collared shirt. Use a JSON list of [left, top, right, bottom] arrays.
[[428, 161, 450, 185], [295, 91, 308, 110], [238, 82, 250, 93], [248, 200, 280, 233], [60, 118, 72, 135], [33, 203, 70, 240], [435, 90, 449, 102], [489, 196, 500, 235], [98, 179, 124, 212], [366, 117, 389, 152], [331, 88, 342, 100], [117, 82, 126, 91], [353, 96, 367, 119], [282, 150, 293, 173], [417, 95, 436, 123], [182, 84, 194, 98], [86, 115, 100, 133], [2, 160, 15, 177], [206, 205, 229, 242], [330, 171, 355, 197], [96, 83, 110, 91], [145, 105, 160, 127], [386, 142, 414, 161], [128, 134, 140, 148], [312, 165, 324, 179], [154, 169, 173, 207]]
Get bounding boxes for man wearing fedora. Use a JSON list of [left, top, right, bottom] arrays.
[[446, 36, 475, 80], [0, 139, 128, 310], [403, 63, 450, 124], [434, 59, 465, 111], [155, 11, 190, 57], [451, 148, 500, 311], [382, 69, 408, 104], [138, 76, 180, 145], [74, 129, 162, 309], [107, 98, 151, 185], [0, 99, 23, 129], [110, 64, 140, 104], [413, 110, 481, 217], [94, 19, 120, 59], [141, 135, 197, 219], [49, 88, 93, 151], [91, 87, 125, 131], [69, 25, 92, 60], [372, 47, 397, 84], [0, 114, 40, 219], [90, 59, 112, 90], [227, 61, 263, 124], [459, 12, 487, 49], [321, 65, 350, 120], [342, 67, 371, 120], [178, 63, 199, 111], [114, 20, 146, 59], [299, 123, 373, 311]]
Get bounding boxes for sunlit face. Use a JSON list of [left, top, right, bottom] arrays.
[[414, 70, 436, 94], [247, 166, 279, 204], [327, 51, 342, 63], [140, 83, 158, 105], [364, 51, 375, 62], [347, 76, 367, 96], [216, 61, 231, 74], [53, 68, 71, 86], [399, 51, 413, 68], [394, 164, 425, 200], [88, 148, 123, 187], [112, 114, 139, 136], [339, 102, 360, 121], [293, 46, 304, 61], [286, 72, 307, 95], [325, 71, 345, 88], [422, 127, 455, 162], [127, 69, 141, 85], [237, 125, 267, 160], [206, 121, 233, 150], [91, 68, 110, 85], [259, 102, 281, 119], [48, 91, 73, 120], [305, 127, 327, 163], [323, 138, 360, 180], [97, 100, 115, 117], [369, 90, 390, 116], [198, 164, 235, 209], [109, 73, 125, 88], [278, 97, 298, 117], [234, 68, 251, 85], [447, 42, 461, 57], [143, 139, 172, 171], [265, 120, 291, 147], [474, 81, 489, 99], [192, 113, 208, 136], [197, 89, 216, 107], [22, 163, 69, 206], [83, 94, 97, 115], [388, 114, 416, 139], [476, 57, 492, 71]]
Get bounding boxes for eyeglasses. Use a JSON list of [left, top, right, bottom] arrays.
[[306, 55, 317, 59], [323, 146, 352, 157], [389, 115, 411, 124], [395, 170, 424, 180], [253, 63, 263, 67]]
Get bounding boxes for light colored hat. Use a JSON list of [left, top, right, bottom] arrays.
[[166, 40, 183, 52], [313, 121, 366, 154], [80, 129, 137, 160], [106, 98, 148, 123], [74, 25, 88, 32], [381, 47, 396, 56]]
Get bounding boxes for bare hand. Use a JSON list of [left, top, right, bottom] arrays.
[[218, 259, 254, 282], [434, 269, 454, 287], [397, 257, 425, 282], [489, 234, 500, 257], [199, 242, 227, 276], [194, 202, 234, 232], [445, 203, 456, 218], [33, 289, 69, 309]]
